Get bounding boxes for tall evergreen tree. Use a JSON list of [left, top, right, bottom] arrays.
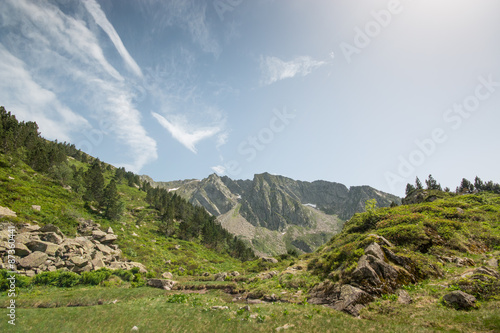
[[103, 179, 123, 220], [84, 159, 105, 205]]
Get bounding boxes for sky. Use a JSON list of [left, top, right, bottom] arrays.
[[0, 0, 499, 197]]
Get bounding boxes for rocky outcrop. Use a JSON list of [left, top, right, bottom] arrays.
[[443, 291, 477, 310], [308, 241, 437, 316], [0, 220, 147, 276]]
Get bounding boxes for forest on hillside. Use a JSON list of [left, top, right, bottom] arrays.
[[0, 106, 254, 261]]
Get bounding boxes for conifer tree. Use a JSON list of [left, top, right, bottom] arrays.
[[84, 159, 105, 205], [103, 179, 123, 220]]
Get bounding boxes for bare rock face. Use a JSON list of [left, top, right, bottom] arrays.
[[443, 291, 477, 310], [350, 244, 414, 296]]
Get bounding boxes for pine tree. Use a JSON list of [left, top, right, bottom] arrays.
[[415, 177, 423, 190], [84, 159, 105, 205], [405, 183, 416, 196], [103, 179, 123, 220]]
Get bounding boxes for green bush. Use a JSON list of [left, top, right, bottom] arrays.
[[81, 268, 113, 285], [0, 270, 32, 291], [33, 271, 81, 287]]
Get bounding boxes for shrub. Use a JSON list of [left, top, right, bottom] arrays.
[[81, 268, 113, 285]]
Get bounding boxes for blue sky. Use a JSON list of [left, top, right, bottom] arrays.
[[1, 0, 499, 196]]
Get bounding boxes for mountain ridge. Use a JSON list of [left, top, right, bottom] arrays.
[[140, 172, 401, 256]]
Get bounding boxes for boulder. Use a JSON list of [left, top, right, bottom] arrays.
[[396, 289, 412, 304], [364, 242, 385, 261], [15, 243, 32, 257], [100, 234, 118, 244], [128, 262, 148, 274], [91, 258, 106, 269], [39, 224, 64, 237], [26, 240, 59, 256], [92, 230, 107, 239], [18, 251, 48, 269], [214, 272, 227, 281], [230, 271, 240, 277], [162, 272, 173, 279], [331, 284, 374, 317], [257, 270, 279, 280], [0, 206, 17, 217], [262, 257, 278, 264], [147, 278, 176, 290], [19, 225, 41, 233], [40, 232, 64, 245], [95, 243, 113, 255], [443, 291, 477, 310], [31, 205, 41, 211], [69, 256, 89, 267], [106, 227, 114, 234]]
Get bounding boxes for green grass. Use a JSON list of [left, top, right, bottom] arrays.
[[1, 285, 499, 332]]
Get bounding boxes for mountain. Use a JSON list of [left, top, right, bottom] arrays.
[[141, 172, 401, 256]]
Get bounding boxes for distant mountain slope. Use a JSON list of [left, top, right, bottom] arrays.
[[141, 172, 401, 256]]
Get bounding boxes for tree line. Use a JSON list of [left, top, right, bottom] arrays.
[[405, 174, 500, 196]]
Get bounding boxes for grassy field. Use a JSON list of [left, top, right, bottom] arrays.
[[1, 284, 499, 333]]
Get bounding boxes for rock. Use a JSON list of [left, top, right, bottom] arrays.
[[132, 232, 139, 237], [131, 326, 139, 331], [95, 243, 113, 255], [262, 257, 278, 264], [174, 245, 181, 250], [485, 258, 498, 268], [0, 206, 17, 217], [128, 262, 148, 274], [276, 324, 295, 331], [239, 305, 251, 312], [396, 289, 412, 304], [100, 234, 118, 244], [106, 227, 114, 234], [202, 272, 210, 277], [367, 234, 394, 248], [39, 224, 64, 237], [92, 258, 106, 269], [31, 205, 41, 211], [364, 242, 385, 261], [18, 251, 48, 269], [161, 272, 173, 279], [214, 272, 227, 281], [211, 306, 229, 310], [178, 267, 185, 273], [19, 225, 41, 233], [24, 270, 36, 277], [40, 232, 64, 245], [92, 230, 107, 239], [331, 284, 374, 317], [473, 266, 500, 279], [69, 256, 89, 267], [443, 291, 477, 310], [147, 278, 176, 290], [15, 243, 31, 257], [26, 240, 59, 256], [230, 271, 240, 277]]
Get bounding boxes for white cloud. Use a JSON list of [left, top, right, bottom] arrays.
[[0, 44, 89, 142], [152, 112, 221, 153], [211, 165, 226, 175], [0, 0, 157, 172], [83, 0, 143, 78], [260, 56, 326, 85]]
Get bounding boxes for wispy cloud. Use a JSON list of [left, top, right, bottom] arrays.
[[0, 0, 157, 172], [152, 112, 221, 153], [0, 43, 90, 142], [83, 0, 143, 78], [138, 0, 220, 56], [260, 56, 326, 85]]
